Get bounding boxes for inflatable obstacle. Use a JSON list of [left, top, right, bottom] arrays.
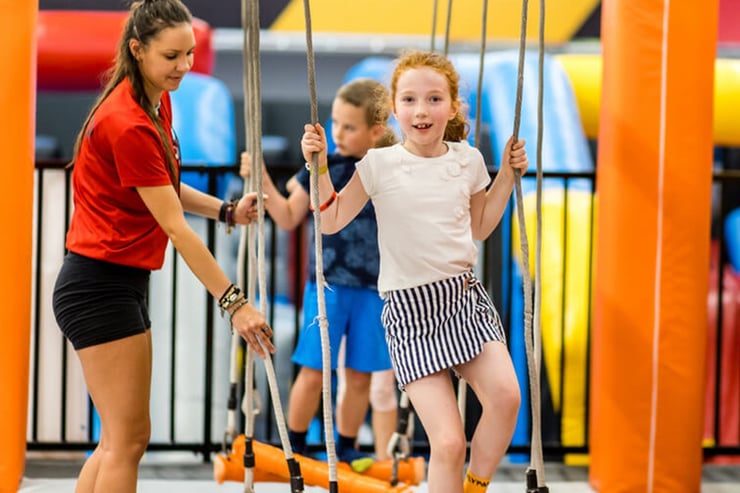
[[703, 242, 740, 462], [214, 435, 425, 492], [37, 10, 214, 91], [0, 2, 36, 492], [590, 1, 716, 491]]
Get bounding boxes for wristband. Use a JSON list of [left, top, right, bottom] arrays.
[[309, 191, 338, 212], [305, 162, 328, 175]]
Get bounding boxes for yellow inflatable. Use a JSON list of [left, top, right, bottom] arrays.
[[512, 187, 596, 465], [556, 54, 740, 147]]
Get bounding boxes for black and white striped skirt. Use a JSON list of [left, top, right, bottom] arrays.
[[381, 271, 506, 388]]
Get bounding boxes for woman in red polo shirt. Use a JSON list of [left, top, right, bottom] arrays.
[[51, 1, 273, 491]]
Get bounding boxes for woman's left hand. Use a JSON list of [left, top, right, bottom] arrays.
[[233, 192, 260, 224]]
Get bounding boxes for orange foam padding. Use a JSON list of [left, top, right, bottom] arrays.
[[0, 2, 36, 492], [356, 456, 425, 486], [37, 10, 214, 91], [213, 452, 287, 484], [590, 1, 717, 492], [214, 435, 420, 492]]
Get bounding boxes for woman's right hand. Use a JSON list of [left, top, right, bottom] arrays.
[[301, 123, 328, 166], [230, 302, 275, 359]]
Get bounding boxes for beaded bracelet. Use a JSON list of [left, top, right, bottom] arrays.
[[219, 284, 244, 316], [226, 297, 250, 328]]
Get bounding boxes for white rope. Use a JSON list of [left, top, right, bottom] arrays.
[[430, 0, 439, 52], [443, 0, 453, 57], [530, 0, 547, 488], [230, 1, 303, 491], [510, 0, 547, 488], [302, 0, 339, 486]]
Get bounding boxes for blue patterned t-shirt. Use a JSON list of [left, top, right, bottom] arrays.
[[297, 153, 379, 289]]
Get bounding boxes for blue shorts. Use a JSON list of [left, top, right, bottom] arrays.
[[292, 281, 392, 373]]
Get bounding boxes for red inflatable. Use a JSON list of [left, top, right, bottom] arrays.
[[704, 243, 740, 463], [37, 10, 213, 91]]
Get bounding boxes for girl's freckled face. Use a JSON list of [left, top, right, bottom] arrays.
[[393, 67, 456, 157]]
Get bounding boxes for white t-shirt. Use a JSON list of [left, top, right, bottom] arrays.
[[356, 141, 491, 293]]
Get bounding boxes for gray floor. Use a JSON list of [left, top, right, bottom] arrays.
[[19, 453, 740, 492]]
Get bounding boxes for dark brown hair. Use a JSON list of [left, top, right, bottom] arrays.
[[70, 0, 192, 174]]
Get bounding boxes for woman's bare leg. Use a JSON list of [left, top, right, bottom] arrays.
[[75, 331, 152, 493]]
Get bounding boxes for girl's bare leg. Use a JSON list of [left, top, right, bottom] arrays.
[[405, 371, 466, 493], [456, 342, 520, 480]]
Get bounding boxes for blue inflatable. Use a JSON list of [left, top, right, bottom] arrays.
[[170, 71, 236, 198], [726, 208, 740, 272]]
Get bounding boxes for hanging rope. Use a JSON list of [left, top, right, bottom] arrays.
[[443, 0, 453, 56], [385, 391, 415, 486], [430, 0, 439, 52], [473, 0, 488, 150], [302, 0, 340, 490], [233, 0, 305, 491], [529, 0, 547, 490], [457, 0, 490, 431], [510, 0, 548, 491]]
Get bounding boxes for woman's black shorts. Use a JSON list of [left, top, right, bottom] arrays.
[[52, 252, 152, 350]]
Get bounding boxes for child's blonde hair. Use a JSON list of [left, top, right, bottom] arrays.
[[390, 50, 469, 142], [336, 78, 398, 148]]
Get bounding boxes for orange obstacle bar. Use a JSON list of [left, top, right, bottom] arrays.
[[590, 1, 717, 492], [214, 436, 424, 492], [0, 2, 36, 492], [214, 451, 288, 483], [37, 10, 214, 91]]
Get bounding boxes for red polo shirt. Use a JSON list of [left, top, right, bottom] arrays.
[[66, 78, 179, 270]]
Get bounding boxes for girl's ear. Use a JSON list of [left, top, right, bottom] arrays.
[[449, 99, 461, 120], [370, 123, 385, 144]]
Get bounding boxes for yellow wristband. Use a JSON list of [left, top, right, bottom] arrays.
[[305, 162, 329, 175]]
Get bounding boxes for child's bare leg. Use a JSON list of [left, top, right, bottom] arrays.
[[457, 342, 520, 481], [370, 369, 398, 460], [405, 371, 466, 493], [336, 367, 372, 438]]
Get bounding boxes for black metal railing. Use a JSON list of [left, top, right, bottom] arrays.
[[26, 158, 740, 462]]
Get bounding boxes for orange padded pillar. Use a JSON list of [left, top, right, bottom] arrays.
[[590, 1, 718, 492], [0, 1, 37, 492]]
